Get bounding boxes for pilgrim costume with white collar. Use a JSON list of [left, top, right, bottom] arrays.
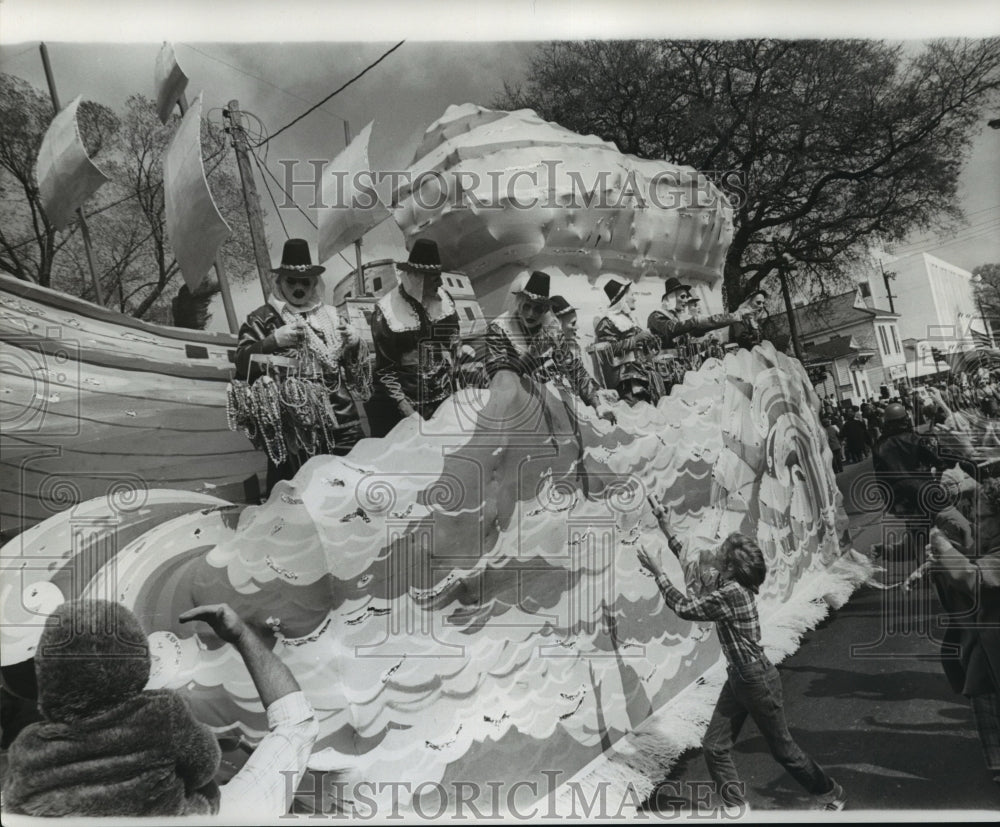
[[367, 240, 460, 437], [594, 279, 662, 404], [234, 239, 366, 492], [647, 277, 744, 351], [484, 272, 600, 406]]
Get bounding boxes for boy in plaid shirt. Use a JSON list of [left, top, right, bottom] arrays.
[[638, 500, 846, 811]]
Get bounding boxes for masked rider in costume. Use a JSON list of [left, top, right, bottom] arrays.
[[234, 238, 367, 494], [485, 272, 616, 424], [368, 239, 461, 437]]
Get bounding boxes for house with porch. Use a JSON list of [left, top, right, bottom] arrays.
[[765, 288, 908, 406]]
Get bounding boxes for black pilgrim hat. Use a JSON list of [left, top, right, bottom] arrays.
[[398, 239, 443, 275], [662, 277, 690, 298], [272, 238, 325, 277], [549, 295, 575, 317], [516, 271, 551, 303], [603, 278, 631, 306]]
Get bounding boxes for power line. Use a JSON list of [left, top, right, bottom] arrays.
[[179, 43, 347, 126], [888, 217, 1000, 254], [889, 217, 1000, 256], [257, 41, 405, 148], [962, 204, 1000, 219], [251, 147, 290, 240], [0, 45, 37, 67], [249, 144, 317, 230], [247, 137, 354, 268], [900, 213, 1000, 240], [247, 143, 362, 271]]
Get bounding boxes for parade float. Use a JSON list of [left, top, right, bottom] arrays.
[[1, 60, 871, 815]]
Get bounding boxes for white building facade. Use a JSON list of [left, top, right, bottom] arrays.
[[863, 252, 992, 375]]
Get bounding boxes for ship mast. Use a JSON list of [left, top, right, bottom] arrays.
[[38, 43, 106, 307], [169, 92, 240, 334], [225, 100, 272, 301], [343, 120, 366, 297]]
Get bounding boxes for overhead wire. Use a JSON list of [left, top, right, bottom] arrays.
[[0, 45, 37, 67], [179, 43, 348, 126], [256, 41, 405, 148], [251, 146, 291, 240], [247, 144, 316, 229], [242, 117, 355, 268], [887, 215, 1000, 256]]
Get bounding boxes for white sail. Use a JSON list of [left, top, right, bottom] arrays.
[[317, 120, 390, 264], [154, 42, 189, 125], [163, 92, 231, 291], [35, 96, 111, 232]]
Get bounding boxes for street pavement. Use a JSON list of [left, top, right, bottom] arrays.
[[644, 455, 1000, 816]]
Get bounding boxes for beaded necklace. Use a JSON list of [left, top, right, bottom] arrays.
[[279, 304, 344, 375]]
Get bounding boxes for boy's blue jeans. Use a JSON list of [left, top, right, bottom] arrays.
[[702, 655, 834, 805]]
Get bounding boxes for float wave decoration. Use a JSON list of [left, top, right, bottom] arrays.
[[2, 341, 870, 812], [392, 103, 735, 314], [2, 104, 871, 814]]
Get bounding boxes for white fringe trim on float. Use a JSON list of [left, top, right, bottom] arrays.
[[547, 549, 874, 818]]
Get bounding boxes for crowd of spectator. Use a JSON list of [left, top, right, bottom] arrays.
[[819, 365, 1000, 479]]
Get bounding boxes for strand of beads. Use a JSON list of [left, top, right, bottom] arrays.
[[349, 338, 374, 400], [225, 381, 241, 431], [314, 388, 339, 454], [300, 307, 343, 374], [251, 375, 286, 466], [281, 374, 310, 410], [226, 380, 263, 447]]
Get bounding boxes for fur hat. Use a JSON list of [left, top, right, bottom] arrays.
[[35, 599, 151, 723]]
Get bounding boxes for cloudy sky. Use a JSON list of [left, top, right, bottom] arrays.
[[2, 1, 998, 325]]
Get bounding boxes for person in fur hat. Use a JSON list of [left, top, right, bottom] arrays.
[[2, 599, 318, 818], [2, 599, 220, 816]]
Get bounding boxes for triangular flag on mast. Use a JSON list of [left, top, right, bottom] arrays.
[[35, 96, 111, 232], [317, 121, 390, 264], [155, 42, 189, 125], [163, 92, 231, 292]]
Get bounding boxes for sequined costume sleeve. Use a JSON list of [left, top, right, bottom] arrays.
[[557, 343, 599, 407], [485, 321, 539, 380], [234, 305, 284, 382], [594, 316, 640, 358], [370, 304, 414, 410], [339, 335, 372, 399], [647, 309, 739, 348]]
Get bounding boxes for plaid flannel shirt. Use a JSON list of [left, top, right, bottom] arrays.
[[654, 574, 764, 667]]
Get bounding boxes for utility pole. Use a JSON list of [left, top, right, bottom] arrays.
[[776, 254, 805, 362], [344, 120, 366, 296], [177, 93, 238, 334], [972, 274, 996, 349], [39, 43, 106, 307], [879, 260, 896, 314], [226, 100, 272, 299]]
